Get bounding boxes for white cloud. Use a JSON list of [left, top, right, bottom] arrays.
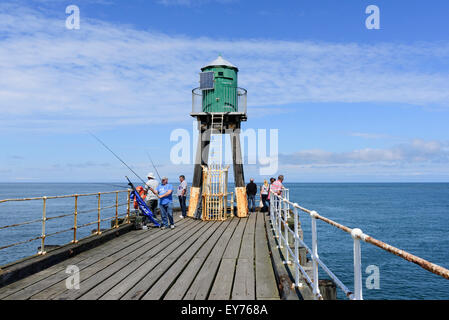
[[349, 132, 392, 140], [280, 139, 449, 166], [1, 4, 449, 132]]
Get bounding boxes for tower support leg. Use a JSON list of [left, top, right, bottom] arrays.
[[231, 128, 248, 217], [187, 123, 211, 218]]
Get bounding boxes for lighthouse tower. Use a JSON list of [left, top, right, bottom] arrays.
[[187, 55, 248, 219]]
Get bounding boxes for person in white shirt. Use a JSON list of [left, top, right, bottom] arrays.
[[177, 175, 188, 218], [144, 172, 159, 217], [260, 179, 269, 213]]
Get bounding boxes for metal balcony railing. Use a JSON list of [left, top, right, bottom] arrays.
[[192, 86, 247, 114]]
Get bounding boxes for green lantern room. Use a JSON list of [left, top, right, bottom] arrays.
[[192, 55, 247, 117]]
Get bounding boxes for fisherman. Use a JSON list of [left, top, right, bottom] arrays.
[[133, 186, 146, 212], [246, 178, 258, 214], [144, 172, 159, 218], [156, 177, 174, 229], [177, 175, 188, 219]]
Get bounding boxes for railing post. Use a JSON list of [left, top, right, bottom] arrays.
[[351, 228, 364, 300], [310, 210, 320, 299], [97, 192, 102, 235], [126, 189, 131, 224], [284, 198, 289, 263], [269, 192, 273, 221], [269, 192, 276, 236], [73, 195, 78, 243], [39, 197, 47, 255], [272, 194, 278, 237], [277, 197, 282, 243], [294, 205, 299, 287], [231, 192, 234, 216], [115, 191, 119, 228]]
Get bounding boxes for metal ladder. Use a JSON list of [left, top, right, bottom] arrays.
[[210, 113, 224, 166]]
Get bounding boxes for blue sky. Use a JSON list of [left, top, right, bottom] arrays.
[[1, 0, 449, 182]]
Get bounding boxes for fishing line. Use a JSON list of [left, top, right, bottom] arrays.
[[88, 131, 146, 185], [146, 152, 162, 181]]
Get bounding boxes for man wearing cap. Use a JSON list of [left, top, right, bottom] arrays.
[[156, 177, 175, 229], [144, 172, 159, 218]]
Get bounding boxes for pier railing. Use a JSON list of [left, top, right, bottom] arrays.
[[0, 190, 131, 258], [269, 188, 449, 300]]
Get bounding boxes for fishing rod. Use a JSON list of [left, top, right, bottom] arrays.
[[88, 131, 146, 185], [92, 182, 129, 189], [146, 152, 162, 181]]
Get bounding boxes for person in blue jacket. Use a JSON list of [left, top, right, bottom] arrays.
[[155, 176, 174, 229]]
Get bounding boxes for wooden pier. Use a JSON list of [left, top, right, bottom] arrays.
[[0, 212, 287, 300]]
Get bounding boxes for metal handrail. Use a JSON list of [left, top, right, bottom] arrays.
[[269, 188, 449, 300], [0, 190, 132, 257]]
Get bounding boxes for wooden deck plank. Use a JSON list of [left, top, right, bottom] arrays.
[[118, 221, 218, 300], [29, 228, 188, 299], [232, 259, 255, 300], [239, 212, 256, 260], [255, 213, 280, 300], [231, 213, 257, 300], [90, 220, 219, 300], [28, 230, 188, 299], [208, 258, 236, 300], [155, 219, 233, 300], [99, 222, 211, 300], [207, 217, 249, 300], [1, 214, 284, 301], [141, 220, 228, 300], [53, 220, 204, 300], [162, 257, 204, 300], [0, 216, 191, 299], [26, 220, 195, 300], [221, 216, 248, 259], [182, 218, 242, 300], [0, 229, 142, 299], [25, 219, 193, 300], [78, 220, 204, 300], [2, 221, 190, 300], [164, 218, 239, 300]]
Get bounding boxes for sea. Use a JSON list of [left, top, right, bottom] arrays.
[[0, 182, 448, 300]]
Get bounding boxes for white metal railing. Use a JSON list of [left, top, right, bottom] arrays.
[[269, 188, 449, 300]]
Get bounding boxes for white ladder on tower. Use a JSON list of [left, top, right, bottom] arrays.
[[210, 113, 224, 166]]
